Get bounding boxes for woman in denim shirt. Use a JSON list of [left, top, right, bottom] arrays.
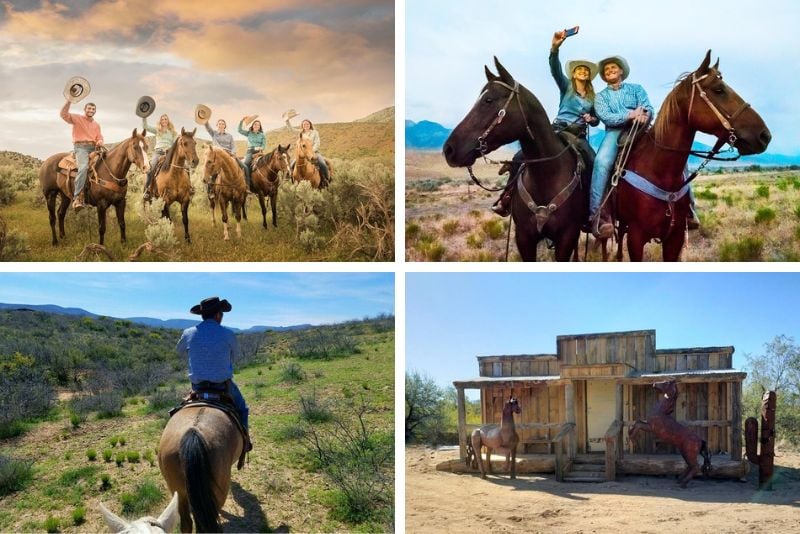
[[238, 115, 266, 190]]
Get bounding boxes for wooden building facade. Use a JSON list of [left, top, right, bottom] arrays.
[[451, 330, 748, 481]]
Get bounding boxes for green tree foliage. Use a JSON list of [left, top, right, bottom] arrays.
[[405, 371, 446, 443]]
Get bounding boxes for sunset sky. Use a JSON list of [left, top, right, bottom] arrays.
[[0, 0, 394, 159]]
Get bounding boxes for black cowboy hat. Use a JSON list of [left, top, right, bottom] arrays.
[[136, 96, 156, 118], [190, 296, 232, 315]]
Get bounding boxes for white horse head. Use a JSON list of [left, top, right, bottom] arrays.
[[99, 492, 179, 533]]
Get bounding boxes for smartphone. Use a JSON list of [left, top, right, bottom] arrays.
[[564, 26, 579, 38]]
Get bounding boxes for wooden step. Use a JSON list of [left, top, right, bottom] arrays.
[[564, 472, 606, 482], [570, 463, 605, 472]]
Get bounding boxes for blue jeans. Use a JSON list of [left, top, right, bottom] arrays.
[[589, 128, 622, 217], [315, 153, 329, 182], [237, 157, 251, 189], [244, 148, 260, 188], [73, 144, 94, 197], [192, 380, 249, 431], [145, 149, 166, 191]]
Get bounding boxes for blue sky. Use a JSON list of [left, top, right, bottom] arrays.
[[406, 0, 799, 155], [0, 272, 394, 329], [406, 272, 800, 395]]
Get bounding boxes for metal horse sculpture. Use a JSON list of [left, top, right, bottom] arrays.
[[628, 380, 711, 487], [151, 128, 199, 243], [471, 396, 521, 479], [158, 405, 244, 533], [204, 146, 248, 241], [443, 57, 589, 261], [251, 144, 290, 228], [613, 50, 771, 261], [38, 129, 150, 246], [100, 492, 179, 533]]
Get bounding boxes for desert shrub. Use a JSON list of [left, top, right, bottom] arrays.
[[147, 387, 183, 414], [100, 473, 111, 489], [70, 391, 123, 419], [0, 217, 29, 260], [695, 189, 718, 201], [126, 451, 140, 464], [44, 516, 59, 533], [300, 389, 333, 423], [109, 436, 120, 447], [719, 236, 763, 261], [469, 209, 482, 219], [59, 465, 99, 486], [721, 193, 735, 207], [72, 506, 86, 526], [466, 232, 484, 249], [793, 204, 800, 219], [86, 449, 97, 461], [0, 168, 17, 205], [755, 184, 770, 199], [0, 455, 33, 496], [754, 207, 776, 224], [103, 449, 113, 462], [119, 436, 127, 446], [115, 453, 125, 467], [280, 361, 306, 383], [481, 219, 505, 239], [288, 329, 358, 360], [406, 222, 421, 241], [282, 181, 326, 252], [0, 358, 55, 428], [276, 422, 307, 441], [70, 412, 83, 428], [143, 450, 155, 467], [120, 479, 163, 515], [441, 219, 459, 236], [411, 177, 449, 191], [0, 420, 28, 439]]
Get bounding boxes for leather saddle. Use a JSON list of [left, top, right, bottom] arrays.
[[56, 150, 127, 198]]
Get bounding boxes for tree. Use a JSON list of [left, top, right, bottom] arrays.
[[405, 371, 444, 443]]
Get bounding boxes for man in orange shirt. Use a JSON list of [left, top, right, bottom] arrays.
[[60, 100, 104, 210]]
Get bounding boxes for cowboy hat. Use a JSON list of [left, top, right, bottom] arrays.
[[243, 114, 258, 126], [194, 104, 212, 124], [598, 55, 630, 82], [282, 109, 298, 120], [63, 76, 91, 103], [190, 296, 232, 315], [565, 59, 598, 81], [135, 96, 156, 118]]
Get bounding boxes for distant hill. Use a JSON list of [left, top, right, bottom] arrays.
[[0, 150, 42, 170], [354, 106, 394, 123], [405, 120, 451, 150]]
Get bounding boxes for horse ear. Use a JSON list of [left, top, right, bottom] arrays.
[[191, 127, 197, 136], [485, 65, 499, 82], [697, 50, 712, 74], [712, 57, 719, 70], [494, 56, 513, 83], [181, 127, 186, 135], [99, 501, 130, 533], [131, 128, 137, 138], [157, 493, 180, 533]]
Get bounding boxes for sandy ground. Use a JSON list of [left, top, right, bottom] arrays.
[[406, 445, 800, 533]]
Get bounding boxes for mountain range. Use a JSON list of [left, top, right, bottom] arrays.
[[0, 302, 312, 333], [407, 118, 800, 167]]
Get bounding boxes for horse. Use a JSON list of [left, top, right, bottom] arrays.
[[292, 137, 328, 189], [470, 396, 521, 479], [158, 405, 243, 533], [628, 380, 711, 487], [38, 129, 149, 246], [100, 492, 179, 533], [250, 144, 290, 228], [204, 146, 248, 241], [151, 128, 199, 243], [612, 50, 771, 261], [443, 57, 589, 261]]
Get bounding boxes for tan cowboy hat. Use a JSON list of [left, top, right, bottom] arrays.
[[194, 104, 212, 124], [598, 55, 630, 82], [190, 296, 232, 315], [63, 76, 91, 103], [282, 108, 298, 120], [243, 114, 258, 126], [135, 96, 156, 118], [565, 59, 598, 81]]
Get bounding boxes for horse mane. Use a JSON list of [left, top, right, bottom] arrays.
[[652, 72, 693, 144], [211, 146, 241, 181], [163, 136, 178, 168]]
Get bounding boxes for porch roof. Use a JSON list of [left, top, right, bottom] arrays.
[[453, 375, 566, 389], [453, 369, 745, 389]]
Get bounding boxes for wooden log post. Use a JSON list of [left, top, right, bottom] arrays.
[[616, 382, 624, 461], [731, 380, 742, 460], [457, 386, 467, 460]]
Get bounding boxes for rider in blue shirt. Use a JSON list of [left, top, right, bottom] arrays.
[[177, 296, 251, 450]]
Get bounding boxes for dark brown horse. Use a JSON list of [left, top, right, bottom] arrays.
[[204, 146, 248, 241], [251, 144, 289, 228], [158, 405, 243, 533], [470, 396, 521, 479], [614, 51, 771, 261], [38, 129, 149, 246], [443, 57, 589, 261], [628, 380, 711, 487], [152, 128, 199, 243]]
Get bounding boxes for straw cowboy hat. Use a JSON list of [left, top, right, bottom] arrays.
[[190, 296, 232, 315], [135, 96, 156, 118], [243, 114, 258, 126], [194, 104, 212, 124], [565, 59, 599, 81], [63, 76, 91, 103], [598, 55, 630, 82], [282, 109, 298, 120]]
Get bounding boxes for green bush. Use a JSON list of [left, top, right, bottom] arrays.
[[695, 189, 718, 201], [44, 515, 59, 533], [70, 412, 82, 429], [0, 420, 28, 439], [100, 473, 111, 490], [280, 361, 306, 383], [143, 450, 155, 467], [419, 239, 445, 261], [126, 451, 140, 464], [441, 219, 459, 236], [72, 506, 86, 526], [109, 436, 119, 447], [146, 387, 183, 414], [754, 207, 776, 224], [119, 436, 127, 446], [793, 204, 800, 219], [481, 219, 505, 240], [719, 236, 763, 261], [120, 479, 163, 515], [466, 232, 484, 249], [86, 449, 97, 461], [103, 449, 113, 462], [0, 455, 34, 496], [755, 184, 770, 198], [115, 453, 125, 467], [299, 389, 333, 423]]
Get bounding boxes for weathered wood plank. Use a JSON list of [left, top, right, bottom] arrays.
[[709, 382, 720, 453], [731, 381, 742, 460], [457, 387, 467, 459]]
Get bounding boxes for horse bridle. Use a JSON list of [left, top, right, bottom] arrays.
[[688, 71, 751, 150]]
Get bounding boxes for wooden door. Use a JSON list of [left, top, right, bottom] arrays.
[[586, 380, 616, 452]]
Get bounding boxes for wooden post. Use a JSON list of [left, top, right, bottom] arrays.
[[457, 386, 467, 460], [565, 382, 575, 459], [616, 382, 624, 461], [731, 381, 742, 460]]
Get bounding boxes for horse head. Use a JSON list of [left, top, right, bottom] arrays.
[[178, 127, 200, 168], [127, 128, 150, 173], [504, 396, 522, 415], [203, 145, 218, 182], [277, 143, 291, 172], [296, 137, 314, 162], [673, 50, 771, 155], [100, 492, 179, 533], [653, 380, 678, 415]]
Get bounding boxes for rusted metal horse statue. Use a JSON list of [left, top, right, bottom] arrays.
[[471, 396, 521, 479], [629, 380, 710, 487]]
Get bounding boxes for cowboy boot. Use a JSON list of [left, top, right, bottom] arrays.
[[72, 190, 85, 211], [593, 206, 613, 239], [491, 177, 517, 217]]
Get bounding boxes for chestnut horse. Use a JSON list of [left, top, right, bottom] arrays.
[[38, 129, 149, 246], [251, 144, 290, 228], [443, 57, 589, 261], [470, 396, 521, 479], [613, 50, 771, 261], [152, 128, 199, 243], [628, 380, 711, 487], [158, 406, 243, 533], [204, 146, 248, 240], [292, 137, 328, 189]]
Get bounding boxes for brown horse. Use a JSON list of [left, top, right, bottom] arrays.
[[292, 137, 328, 189], [204, 146, 248, 241], [38, 129, 149, 246], [470, 396, 521, 479], [158, 406, 243, 533], [100, 492, 179, 533], [613, 50, 771, 261], [628, 380, 711, 487], [251, 144, 289, 228], [152, 128, 199, 243], [443, 57, 589, 261]]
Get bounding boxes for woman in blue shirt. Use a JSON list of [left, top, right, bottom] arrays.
[[238, 115, 267, 190]]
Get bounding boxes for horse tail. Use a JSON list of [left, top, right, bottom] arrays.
[[700, 439, 711, 478], [179, 428, 221, 533]]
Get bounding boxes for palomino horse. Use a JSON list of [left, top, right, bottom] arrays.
[[204, 146, 248, 241], [100, 492, 179, 533], [613, 50, 771, 261], [292, 137, 329, 189], [443, 57, 589, 261], [158, 406, 243, 533], [38, 129, 149, 246], [152, 128, 199, 243], [251, 144, 290, 228], [628, 380, 711, 487], [470, 396, 521, 479]]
